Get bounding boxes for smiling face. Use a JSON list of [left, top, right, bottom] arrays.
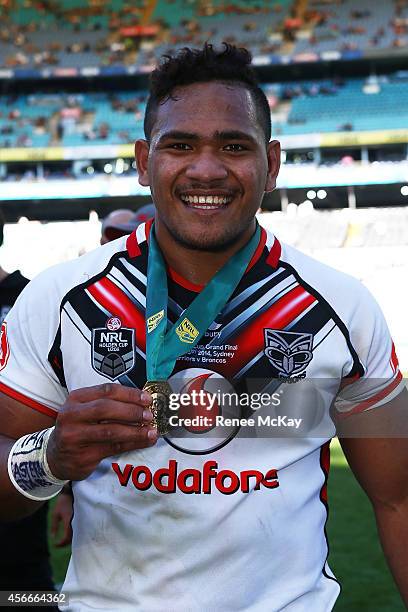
[[135, 81, 280, 252]]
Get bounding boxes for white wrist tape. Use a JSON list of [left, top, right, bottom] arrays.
[[7, 427, 68, 501]]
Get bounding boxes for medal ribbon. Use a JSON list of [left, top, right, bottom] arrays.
[[145, 222, 261, 381]]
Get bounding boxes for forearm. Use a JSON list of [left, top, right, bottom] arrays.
[[374, 499, 408, 605], [0, 434, 46, 521]]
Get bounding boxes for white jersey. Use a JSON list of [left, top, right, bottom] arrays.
[[0, 222, 403, 611]]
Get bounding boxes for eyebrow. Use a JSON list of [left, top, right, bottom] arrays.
[[157, 129, 257, 144], [158, 130, 198, 142], [215, 130, 257, 143]]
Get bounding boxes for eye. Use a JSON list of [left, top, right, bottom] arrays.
[[223, 143, 247, 152], [169, 143, 192, 151]]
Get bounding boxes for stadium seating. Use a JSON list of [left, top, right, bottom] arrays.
[[294, 0, 408, 55], [259, 206, 408, 252], [261, 209, 349, 250], [2, 0, 404, 72], [270, 76, 408, 135], [1, 71, 406, 149], [1, 0, 406, 70]]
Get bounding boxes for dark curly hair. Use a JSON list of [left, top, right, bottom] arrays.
[[144, 43, 271, 144]]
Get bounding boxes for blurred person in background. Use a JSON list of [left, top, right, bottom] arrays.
[[100, 204, 155, 245], [50, 483, 73, 551]]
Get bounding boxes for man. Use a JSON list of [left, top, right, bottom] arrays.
[[0, 211, 57, 607], [100, 205, 155, 244], [0, 44, 407, 611]]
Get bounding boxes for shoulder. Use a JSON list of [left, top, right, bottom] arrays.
[[271, 238, 394, 375]]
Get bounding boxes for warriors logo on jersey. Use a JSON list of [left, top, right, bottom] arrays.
[[264, 329, 314, 380]]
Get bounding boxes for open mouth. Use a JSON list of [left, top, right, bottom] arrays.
[[179, 194, 233, 210]]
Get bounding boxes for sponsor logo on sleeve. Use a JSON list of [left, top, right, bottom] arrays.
[[264, 329, 313, 382], [92, 322, 135, 381], [0, 321, 10, 371]]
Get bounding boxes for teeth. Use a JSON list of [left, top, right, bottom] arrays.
[[180, 194, 230, 205]]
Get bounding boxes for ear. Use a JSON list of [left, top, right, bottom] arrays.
[[134, 139, 150, 186], [264, 140, 281, 193]]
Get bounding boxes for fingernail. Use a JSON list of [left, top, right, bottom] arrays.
[[147, 428, 157, 441], [141, 391, 152, 403], [143, 409, 152, 421]]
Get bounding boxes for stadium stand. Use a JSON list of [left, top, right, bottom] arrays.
[[1, 0, 406, 72], [294, 0, 408, 55], [1, 71, 407, 149], [261, 209, 349, 249], [0, 0, 145, 69], [261, 206, 408, 251], [272, 74, 408, 135]]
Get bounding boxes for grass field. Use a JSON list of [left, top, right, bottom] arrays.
[[48, 440, 404, 610]]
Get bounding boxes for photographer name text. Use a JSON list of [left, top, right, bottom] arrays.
[[168, 415, 302, 429]]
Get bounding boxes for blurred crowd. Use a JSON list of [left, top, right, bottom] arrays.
[[305, 0, 408, 51], [0, 0, 146, 68], [0, 91, 147, 149], [1, 0, 406, 72]]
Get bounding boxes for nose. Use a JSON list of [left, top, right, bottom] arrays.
[[185, 150, 228, 182]]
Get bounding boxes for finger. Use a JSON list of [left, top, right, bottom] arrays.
[[95, 427, 158, 459], [62, 399, 154, 425], [69, 384, 152, 406], [75, 422, 156, 446]]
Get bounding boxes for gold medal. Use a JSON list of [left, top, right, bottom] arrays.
[[142, 380, 172, 435]]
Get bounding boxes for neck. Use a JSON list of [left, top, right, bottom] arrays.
[[154, 221, 257, 286]]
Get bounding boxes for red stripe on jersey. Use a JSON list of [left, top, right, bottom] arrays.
[[319, 441, 330, 504], [390, 342, 399, 374], [0, 321, 10, 371], [339, 370, 361, 390], [167, 267, 204, 293], [338, 370, 403, 418], [246, 227, 267, 272], [226, 286, 317, 375], [145, 218, 154, 242], [0, 382, 57, 418], [88, 278, 146, 351], [126, 231, 141, 258], [266, 236, 282, 269]]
